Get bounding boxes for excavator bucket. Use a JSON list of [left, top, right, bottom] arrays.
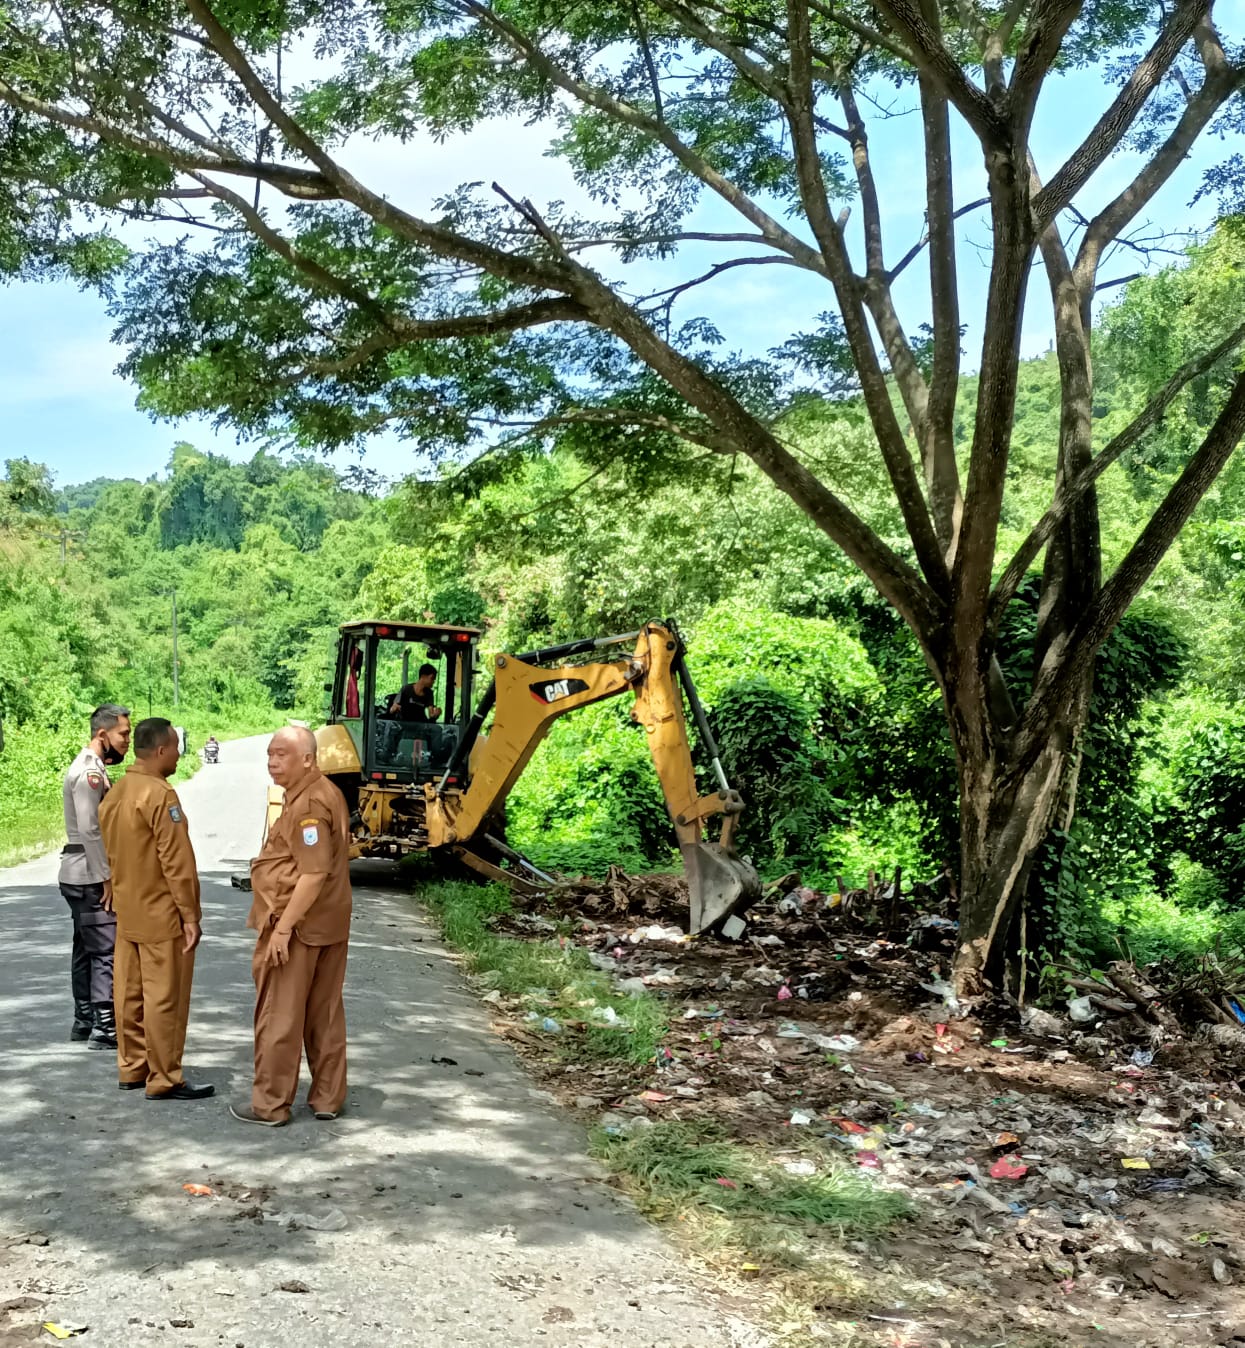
[[681, 841, 762, 935]]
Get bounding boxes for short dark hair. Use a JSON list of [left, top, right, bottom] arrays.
[[90, 704, 131, 736], [134, 717, 176, 756], [419, 663, 437, 679]]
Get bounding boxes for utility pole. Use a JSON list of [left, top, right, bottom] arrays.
[[171, 588, 180, 710]]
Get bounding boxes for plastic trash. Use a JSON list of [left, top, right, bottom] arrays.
[[590, 1006, 621, 1026], [920, 978, 962, 1015], [1067, 996, 1096, 1023], [989, 1155, 1029, 1180], [1130, 1047, 1155, 1068], [776, 984, 793, 1001], [789, 1109, 814, 1126], [182, 1183, 214, 1197], [720, 914, 747, 940], [815, 1033, 862, 1053], [1120, 1157, 1151, 1169]]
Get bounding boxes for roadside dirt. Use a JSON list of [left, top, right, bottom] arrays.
[[483, 874, 1245, 1348]]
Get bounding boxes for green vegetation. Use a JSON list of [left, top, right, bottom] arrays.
[[417, 880, 667, 1064], [3, 231, 1245, 975], [592, 1120, 909, 1235]]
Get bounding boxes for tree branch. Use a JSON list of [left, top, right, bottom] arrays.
[[888, 197, 990, 281], [456, 0, 830, 277], [785, 0, 949, 596], [991, 317, 1245, 624], [1020, 369, 1245, 760], [1072, 18, 1244, 292], [1034, 0, 1212, 230]]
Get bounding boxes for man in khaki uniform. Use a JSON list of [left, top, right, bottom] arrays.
[[231, 726, 352, 1127], [98, 718, 214, 1101], [59, 703, 131, 1047]]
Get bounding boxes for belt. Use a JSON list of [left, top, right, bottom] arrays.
[[62, 844, 85, 855]]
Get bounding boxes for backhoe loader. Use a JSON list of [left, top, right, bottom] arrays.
[[297, 618, 759, 934]]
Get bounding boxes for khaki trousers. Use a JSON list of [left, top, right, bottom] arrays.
[[251, 930, 348, 1123], [114, 937, 195, 1094]]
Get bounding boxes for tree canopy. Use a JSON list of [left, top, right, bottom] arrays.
[[1, 0, 1244, 986]]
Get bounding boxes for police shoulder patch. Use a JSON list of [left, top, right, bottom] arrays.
[[169, 804, 184, 824], [86, 771, 104, 791]]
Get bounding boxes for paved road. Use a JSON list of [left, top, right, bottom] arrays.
[[0, 736, 762, 1347]]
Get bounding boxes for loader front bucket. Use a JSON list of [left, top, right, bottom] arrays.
[[681, 841, 762, 935]]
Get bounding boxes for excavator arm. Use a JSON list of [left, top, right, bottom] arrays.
[[423, 622, 761, 933]]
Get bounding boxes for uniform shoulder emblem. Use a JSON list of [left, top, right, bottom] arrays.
[[169, 804, 184, 824], [301, 821, 320, 846], [86, 771, 104, 791]]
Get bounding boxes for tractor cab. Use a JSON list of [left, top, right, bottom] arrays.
[[323, 619, 481, 789]]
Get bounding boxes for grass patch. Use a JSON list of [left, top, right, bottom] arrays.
[[592, 1120, 910, 1235], [593, 1121, 914, 1346], [418, 878, 668, 1064]]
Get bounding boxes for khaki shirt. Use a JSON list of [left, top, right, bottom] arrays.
[[249, 768, 351, 946], [99, 763, 201, 943], [59, 746, 111, 886]]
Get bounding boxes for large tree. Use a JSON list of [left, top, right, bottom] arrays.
[[2, 0, 1243, 989]]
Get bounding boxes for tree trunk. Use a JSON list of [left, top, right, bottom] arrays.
[[953, 733, 1071, 995]]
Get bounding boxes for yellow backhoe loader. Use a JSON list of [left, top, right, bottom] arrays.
[[297, 618, 759, 934]]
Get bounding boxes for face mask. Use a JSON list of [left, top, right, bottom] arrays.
[[101, 740, 125, 766]]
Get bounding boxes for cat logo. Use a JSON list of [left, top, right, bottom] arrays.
[[529, 676, 589, 705]]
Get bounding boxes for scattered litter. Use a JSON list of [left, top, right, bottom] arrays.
[[989, 1156, 1029, 1180], [776, 984, 793, 1001], [1120, 1158, 1151, 1170], [430, 1054, 458, 1066], [1067, 996, 1096, 1024], [715, 1177, 738, 1189], [182, 1183, 214, 1197], [590, 1006, 622, 1026], [789, 1110, 814, 1126], [629, 924, 683, 944], [276, 1280, 311, 1294], [720, 915, 747, 940], [783, 1159, 817, 1177], [815, 1033, 862, 1053], [638, 1090, 672, 1103], [1130, 1047, 1154, 1068], [42, 1326, 86, 1341]]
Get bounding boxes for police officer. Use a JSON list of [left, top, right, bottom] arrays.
[[231, 726, 352, 1126], [98, 717, 213, 1100], [59, 703, 131, 1048]]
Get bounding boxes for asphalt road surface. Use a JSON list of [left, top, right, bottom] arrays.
[[0, 735, 763, 1347]]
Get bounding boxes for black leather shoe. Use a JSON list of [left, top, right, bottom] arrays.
[[147, 1081, 215, 1101], [118, 1080, 146, 1091]]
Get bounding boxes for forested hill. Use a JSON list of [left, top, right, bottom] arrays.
[[4, 320, 1245, 971]]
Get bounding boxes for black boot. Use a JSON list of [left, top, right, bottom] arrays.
[[88, 1003, 117, 1051], [71, 1000, 93, 1042]]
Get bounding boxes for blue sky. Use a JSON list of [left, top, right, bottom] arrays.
[[3, 37, 1241, 493]]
